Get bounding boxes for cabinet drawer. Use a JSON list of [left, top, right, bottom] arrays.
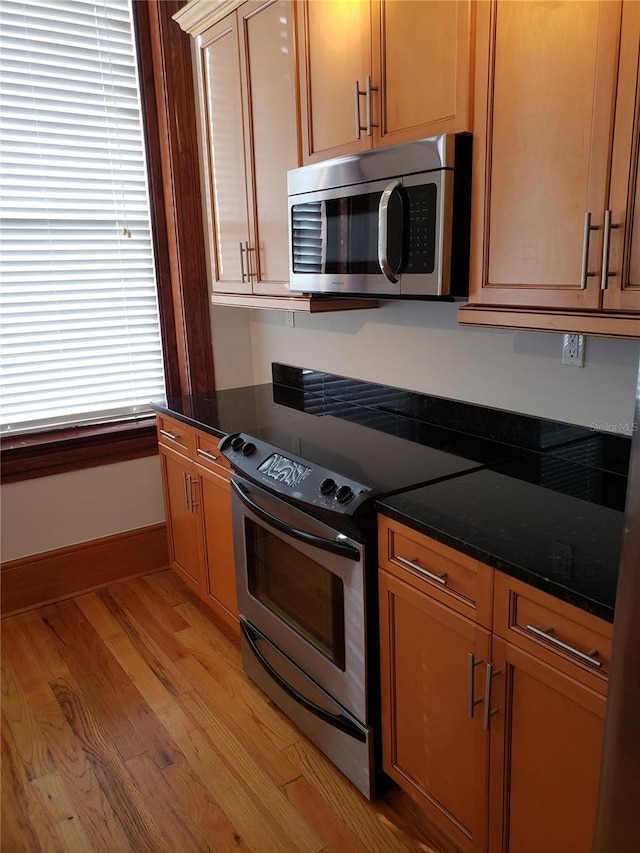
[[157, 415, 196, 456], [493, 573, 612, 691], [378, 516, 493, 628], [194, 430, 231, 480]]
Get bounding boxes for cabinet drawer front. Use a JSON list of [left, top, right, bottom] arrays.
[[379, 516, 493, 627], [195, 430, 231, 479], [157, 415, 196, 456], [494, 574, 611, 690]]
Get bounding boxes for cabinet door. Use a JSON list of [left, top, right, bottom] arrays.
[[604, 0, 640, 312], [199, 465, 239, 633], [379, 569, 490, 853], [372, 0, 472, 147], [470, 0, 622, 310], [159, 446, 203, 593], [488, 638, 606, 853], [239, 0, 300, 295], [298, 0, 372, 163], [200, 15, 252, 293]]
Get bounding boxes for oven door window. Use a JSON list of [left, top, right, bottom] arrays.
[[245, 519, 346, 670]]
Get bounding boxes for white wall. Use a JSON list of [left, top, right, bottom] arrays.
[[1, 455, 165, 562], [249, 301, 640, 433]]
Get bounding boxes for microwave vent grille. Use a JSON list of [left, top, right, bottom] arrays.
[[291, 202, 323, 273]]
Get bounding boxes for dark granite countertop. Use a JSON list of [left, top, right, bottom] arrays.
[[153, 364, 631, 623]]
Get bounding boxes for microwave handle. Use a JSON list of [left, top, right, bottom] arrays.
[[378, 179, 403, 283]]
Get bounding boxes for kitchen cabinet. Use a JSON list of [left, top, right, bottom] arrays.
[[459, 0, 640, 338], [297, 0, 473, 164], [175, 0, 379, 313], [378, 517, 493, 852], [378, 516, 611, 853], [157, 414, 239, 634], [196, 0, 297, 297]]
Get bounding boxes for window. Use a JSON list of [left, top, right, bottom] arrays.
[[1, 0, 166, 437]]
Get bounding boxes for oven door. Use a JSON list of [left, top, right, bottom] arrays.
[[230, 474, 368, 724]]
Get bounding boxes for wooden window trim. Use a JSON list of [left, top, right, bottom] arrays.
[[3, 0, 215, 484]]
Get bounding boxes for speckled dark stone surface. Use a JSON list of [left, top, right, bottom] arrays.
[[153, 364, 631, 622]]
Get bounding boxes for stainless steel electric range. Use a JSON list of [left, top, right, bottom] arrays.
[[219, 410, 514, 799]]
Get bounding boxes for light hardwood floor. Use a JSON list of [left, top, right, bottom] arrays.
[[1, 570, 461, 853]]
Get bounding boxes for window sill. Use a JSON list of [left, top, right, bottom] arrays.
[[1, 417, 159, 484]]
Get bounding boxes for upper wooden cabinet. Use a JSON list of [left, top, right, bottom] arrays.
[[196, 0, 299, 297], [460, 0, 640, 338], [297, 0, 473, 164]]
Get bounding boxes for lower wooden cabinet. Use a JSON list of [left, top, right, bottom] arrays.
[[378, 516, 611, 853], [157, 414, 239, 635], [379, 569, 490, 852], [488, 637, 606, 853], [158, 444, 203, 593]]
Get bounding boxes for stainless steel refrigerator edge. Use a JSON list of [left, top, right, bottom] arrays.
[[594, 355, 640, 852]]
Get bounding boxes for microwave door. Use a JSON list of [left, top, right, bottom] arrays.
[[289, 178, 402, 295]]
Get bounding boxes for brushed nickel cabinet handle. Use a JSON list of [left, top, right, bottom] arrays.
[[365, 76, 379, 137], [600, 209, 619, 291], [160, 428, 182, 443], [483, 662, 501, 731], [182, 471, 191, 511], [525, 624, 602, 668], [468, 653, 484, 719], [239, 242, 246, 283], [197, 448, 219, 463], [396, 554, 447, 586], [354, 79, 362, 140], [580, 211, 598, 289], [245, 241, 254, 280]]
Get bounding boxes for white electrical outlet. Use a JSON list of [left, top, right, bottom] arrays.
[[285, 311, 295, 328], [562, 334, 585, 367]]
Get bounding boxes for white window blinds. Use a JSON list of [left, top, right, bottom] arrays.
[[0, 0, 165, 436]]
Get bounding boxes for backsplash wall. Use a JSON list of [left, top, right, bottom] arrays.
[[241, 301, 640, 434]]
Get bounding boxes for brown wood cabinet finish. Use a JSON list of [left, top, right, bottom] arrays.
[[461, 0, 640, 336], [298, 0, 472, 164], [157, 415, 239, 633], [378, 518, 610, 853], [197, 0, 299, 298], [158, 443, 204, 593], [379, 568, 490, 853], [488, 638, 606, 853]]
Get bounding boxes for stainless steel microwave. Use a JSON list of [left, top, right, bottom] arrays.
[[287, 134, 471, 299]]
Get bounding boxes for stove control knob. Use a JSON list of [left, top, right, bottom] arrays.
[[336, 485, 354, 505], [320, 478, 336, 496], [230, 436, 245, 452], [241, 442, 257, 456]]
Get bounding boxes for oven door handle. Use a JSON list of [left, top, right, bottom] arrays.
[[241, 620, 367, 743], [231, 479, 361, 561]]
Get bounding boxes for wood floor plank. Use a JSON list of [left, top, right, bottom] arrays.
[[76, 590, 188, 713], [1, 617, 58, 707], [1, 728, 55, 853], [102, 581, 191, 665], [134, 574, 192, 633], [31, 770, 95, 852], [1, 653, 56, 781], [50, 674, 171, 852], [125, 752, 217, 852], [169, 725, 318, 853], [145, 569, 193, 607], [161, 751, 254, 853], [282, 775, 373, 853], [283, 738, 422, 853], [34, 699, 136, 852], [42, 600, 180, 769]]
